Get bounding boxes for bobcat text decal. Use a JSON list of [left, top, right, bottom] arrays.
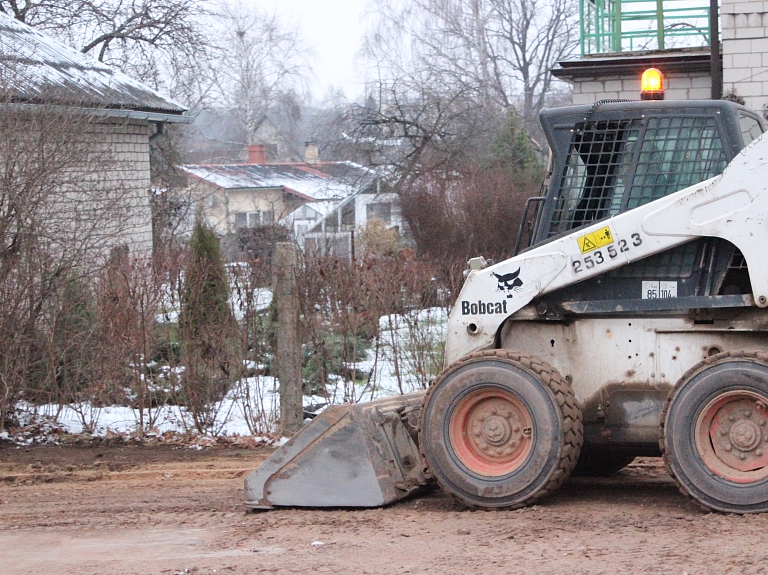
[[461, 300, 508, 316]]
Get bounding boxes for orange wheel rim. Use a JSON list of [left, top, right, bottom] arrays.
[[695, 391, 768, 483], [449, 388, 534, 477]]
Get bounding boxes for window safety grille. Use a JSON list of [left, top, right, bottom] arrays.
[[627, 117, 727, 209], [609, 240, 700, 279], [548, 116, 727, 238], [549, 119, 639, 237]]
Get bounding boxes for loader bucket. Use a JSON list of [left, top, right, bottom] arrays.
[[244, 391, 429, 509]]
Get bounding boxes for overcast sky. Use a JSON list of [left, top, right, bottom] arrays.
[[266, 0, 371, 101]]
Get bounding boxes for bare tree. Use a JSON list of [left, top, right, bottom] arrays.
[[212, 3, 312, 146], [366, 0, 577, 132]]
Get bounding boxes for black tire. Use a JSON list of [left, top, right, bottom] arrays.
[[661, 350, 768, 513], [419, 350, 582, 509], [571, 448, 635, 477]]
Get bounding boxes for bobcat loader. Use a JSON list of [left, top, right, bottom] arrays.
[[246, 75, 768, 513]]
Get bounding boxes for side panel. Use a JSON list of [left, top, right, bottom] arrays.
[[499, 310, 768, 452]]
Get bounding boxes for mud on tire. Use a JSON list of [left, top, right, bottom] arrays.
[[419, 350, 583, 509]]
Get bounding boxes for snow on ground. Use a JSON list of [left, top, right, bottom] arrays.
[[5, 307, 448, 444], [359, 307, 448, 399]]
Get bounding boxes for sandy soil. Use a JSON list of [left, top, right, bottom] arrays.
[[2, 443, 767, 575]]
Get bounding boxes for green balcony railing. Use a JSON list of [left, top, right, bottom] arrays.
[[580, 0, 712, 55]]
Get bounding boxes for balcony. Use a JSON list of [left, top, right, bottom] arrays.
[[580, 0, 712, 56]]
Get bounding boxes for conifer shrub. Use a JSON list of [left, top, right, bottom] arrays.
[[179, 215, 239, 432]]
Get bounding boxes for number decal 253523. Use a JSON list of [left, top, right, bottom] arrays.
[[571, 233, 642, 274]]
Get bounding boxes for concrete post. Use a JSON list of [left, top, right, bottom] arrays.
[[274, 242, 303, 434]]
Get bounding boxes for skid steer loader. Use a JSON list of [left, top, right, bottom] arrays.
[[246, 81, 768, 513]]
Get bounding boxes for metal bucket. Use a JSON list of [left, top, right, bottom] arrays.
[[244, 391, 429, 509]]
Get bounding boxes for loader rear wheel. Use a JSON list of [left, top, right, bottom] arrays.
[[662, 350, 768, 513], [419, 350, 582, 509]]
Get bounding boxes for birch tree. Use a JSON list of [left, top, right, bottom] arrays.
[[213, 3, 312, 146]]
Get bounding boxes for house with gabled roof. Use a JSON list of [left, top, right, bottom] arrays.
[[0, 12, 189, 255], [181, 144, 373, 248]]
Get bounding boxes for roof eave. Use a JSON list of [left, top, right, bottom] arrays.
[[0, 101, 191, 123]]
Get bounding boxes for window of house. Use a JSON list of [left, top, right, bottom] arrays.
[[234, 211, 274, 229], [366, 202, 392, 224]]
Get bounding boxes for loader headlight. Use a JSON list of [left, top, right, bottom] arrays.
[[641, 68, 664, 101]]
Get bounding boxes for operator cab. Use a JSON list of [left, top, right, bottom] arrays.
[[516, 97, 765, 309]]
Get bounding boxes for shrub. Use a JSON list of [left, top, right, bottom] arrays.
[[179, 215, 239, 432]]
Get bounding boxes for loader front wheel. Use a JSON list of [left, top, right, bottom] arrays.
[[662, 350, 768, 513], [419, 350, 582, 509]]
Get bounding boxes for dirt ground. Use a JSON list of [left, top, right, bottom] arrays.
[[1, 444, 767, 575]]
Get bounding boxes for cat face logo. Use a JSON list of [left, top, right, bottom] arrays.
[[493, 269, 523, 298]]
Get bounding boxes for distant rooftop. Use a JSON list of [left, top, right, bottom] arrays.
[[182, 161, 372, 201], [0, 11, 186, 116]]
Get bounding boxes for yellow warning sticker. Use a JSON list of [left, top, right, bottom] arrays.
[[577, 226, 614, 254]]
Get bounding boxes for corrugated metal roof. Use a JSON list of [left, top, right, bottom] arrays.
[[0, 12, 185, 114], [182, 161, 371, 201]]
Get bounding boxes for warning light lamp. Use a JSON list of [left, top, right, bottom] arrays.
[[641, 68, 664, 101]]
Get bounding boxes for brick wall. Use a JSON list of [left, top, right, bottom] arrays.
[[722, 0, 768, 113], [48, 118, 153, 260], [89, 119, 153, 255], [571, 71, 712, 106]]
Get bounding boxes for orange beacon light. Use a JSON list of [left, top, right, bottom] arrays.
[[641, 68, 665, 101]]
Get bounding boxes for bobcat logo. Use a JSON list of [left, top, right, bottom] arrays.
[[493, 269, 523, 298]]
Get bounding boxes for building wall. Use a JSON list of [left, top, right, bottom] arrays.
[[568, 2, 768, 113], [100, 119, 153, 255], [571, 71, 712, 106], [46, 117, 153, 259], [722, 0, 768, 114], [186, 181, 305, 236]]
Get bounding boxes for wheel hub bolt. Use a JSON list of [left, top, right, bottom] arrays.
[[725, 444, 733, 452]]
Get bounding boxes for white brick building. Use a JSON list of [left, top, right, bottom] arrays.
[[554, 1, 768, 115], [722, 0, 768, 112], [556, 49, 714, 105], [0, 12, 189, 256]]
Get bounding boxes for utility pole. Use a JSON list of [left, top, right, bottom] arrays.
[[274, 242, 303, 434], [710, 0, 722, 100]]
